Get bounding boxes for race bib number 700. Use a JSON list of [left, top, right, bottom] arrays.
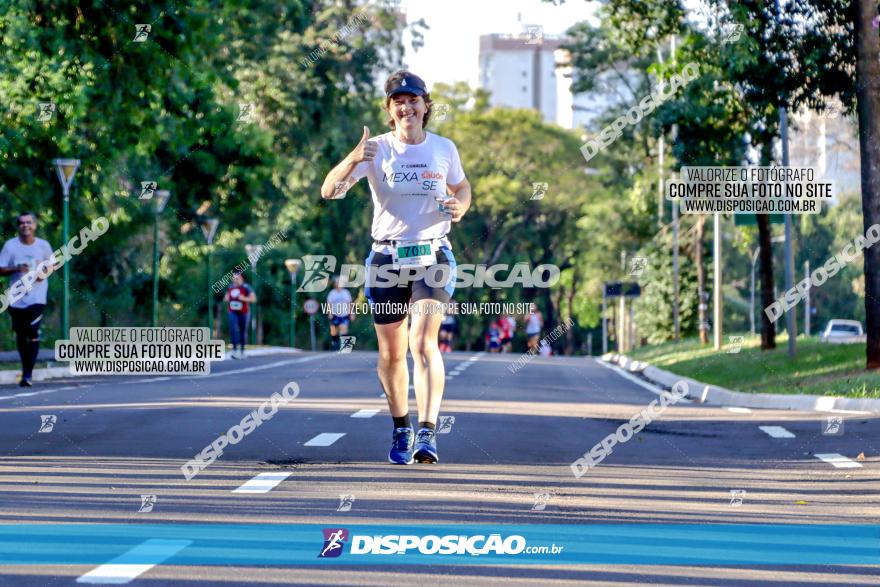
[[392, 240, 436, 268]]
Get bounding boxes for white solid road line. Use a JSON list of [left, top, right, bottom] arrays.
[[726, 407, 752, 414], [595, 359, 692, 403], [196, 354, 324, 379], [76, 539, 192, 584], [815, 453, 864, 469], [232, 472, 292, 494], [0, 355, 325, 402], [759, 425, 796, 439], [0, 384, 78, 401], [351, 409, 379, 418], [304, 432, 346, 446]]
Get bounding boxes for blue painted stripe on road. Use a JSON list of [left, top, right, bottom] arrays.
[[1, 524, 878, 566]]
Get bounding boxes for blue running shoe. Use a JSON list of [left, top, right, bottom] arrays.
[[389, 427, 414, 464], [413, 427, 438, 463]]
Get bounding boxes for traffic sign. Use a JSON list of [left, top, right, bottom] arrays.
[[603, 282, 641, 298], [303, 299, 319, 315]]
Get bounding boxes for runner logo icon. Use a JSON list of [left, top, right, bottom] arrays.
[[298, 255, 337, 292], [319, 528, 349, 558], [339, 336, 356, 354], [437, 416, 455, 434], [337, 494, 355, 512], [39, 415, 57, 433], [822, 416, 843, 436], [139, 494, 156, 513]]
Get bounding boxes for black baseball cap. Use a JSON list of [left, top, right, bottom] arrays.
[[385, 73, 428, 98]]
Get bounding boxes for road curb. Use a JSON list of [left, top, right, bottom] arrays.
[[601, 353, 880, 413]]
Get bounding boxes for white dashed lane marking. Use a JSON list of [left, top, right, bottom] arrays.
[[304, 432, 346, 446], [77, 539, 192, 584], [759, 426, 796, 439], [351, 409, 379, 418], [815, 453, 863, 469], [232, 472, 292, 494]]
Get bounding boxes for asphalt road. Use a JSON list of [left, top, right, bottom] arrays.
[[0, 350, 877, 586]]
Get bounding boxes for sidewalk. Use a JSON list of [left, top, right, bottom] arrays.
[[602, 353, 880, 413], [0, 346, 302, 385]]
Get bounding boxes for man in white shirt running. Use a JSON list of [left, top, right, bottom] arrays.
[[326, 276, 353, 351], [320, 71, 472, 465], [0, 212, 56, 386]]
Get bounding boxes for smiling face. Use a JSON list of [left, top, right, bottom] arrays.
[[386, 93, 427, 132], [17, 214, 36, 239]]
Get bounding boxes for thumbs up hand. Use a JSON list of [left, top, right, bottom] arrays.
[[348, 126, 377, 163]]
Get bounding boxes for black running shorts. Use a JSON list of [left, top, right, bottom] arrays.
[[364, 246, 457, 325]]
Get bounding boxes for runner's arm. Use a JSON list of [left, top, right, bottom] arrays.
[[442, 178, 471, 223], [0, 244, 19, 275], [321, 157, 362, 200], [321, 126, 375, 199]]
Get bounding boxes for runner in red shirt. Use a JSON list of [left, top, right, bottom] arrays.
[[224, 272, 257, 359], [498, 313, 514, 352]]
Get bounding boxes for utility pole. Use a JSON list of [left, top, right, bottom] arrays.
[[713, 213, 722, 350], [781, 106, 797, 358], [804, 260, 811, 337], [601, 288, 607, 354], [671, 126, 680, 342], [776, 0, 797, 359]]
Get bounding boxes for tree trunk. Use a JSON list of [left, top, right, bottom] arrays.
[[565, 270, 576, 356], [695, 215, 709, 344], [756, 213, 777, 350], [854, 0, 880, 369], [544, 287, 558, 351]]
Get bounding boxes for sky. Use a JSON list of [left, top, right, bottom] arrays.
[[398, 0, 599, 89]]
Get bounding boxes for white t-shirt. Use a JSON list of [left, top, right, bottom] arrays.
[[526, 313, 542, 335], [350, 131, 466, 254], [0, 237, 56, 308], [326, 288, 353, 317]]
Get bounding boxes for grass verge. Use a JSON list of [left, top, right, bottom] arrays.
[[627, 334, 880, 398]]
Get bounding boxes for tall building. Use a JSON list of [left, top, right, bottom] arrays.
[[477, 29, 612, 130], [478, 30, 564, 125]]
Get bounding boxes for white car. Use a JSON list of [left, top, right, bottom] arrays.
[[820, 319, 866, 343]]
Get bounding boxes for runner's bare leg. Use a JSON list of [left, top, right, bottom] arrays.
[[375, 317, 410, 418], [409, 299, 445, 424]]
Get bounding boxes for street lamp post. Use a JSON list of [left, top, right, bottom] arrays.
[[151, 190, 171, 327], [284, 259, 302, 348], [713, 213, 722, 350], [52, 158, 80, 338], [201, 219, 219, 333]]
